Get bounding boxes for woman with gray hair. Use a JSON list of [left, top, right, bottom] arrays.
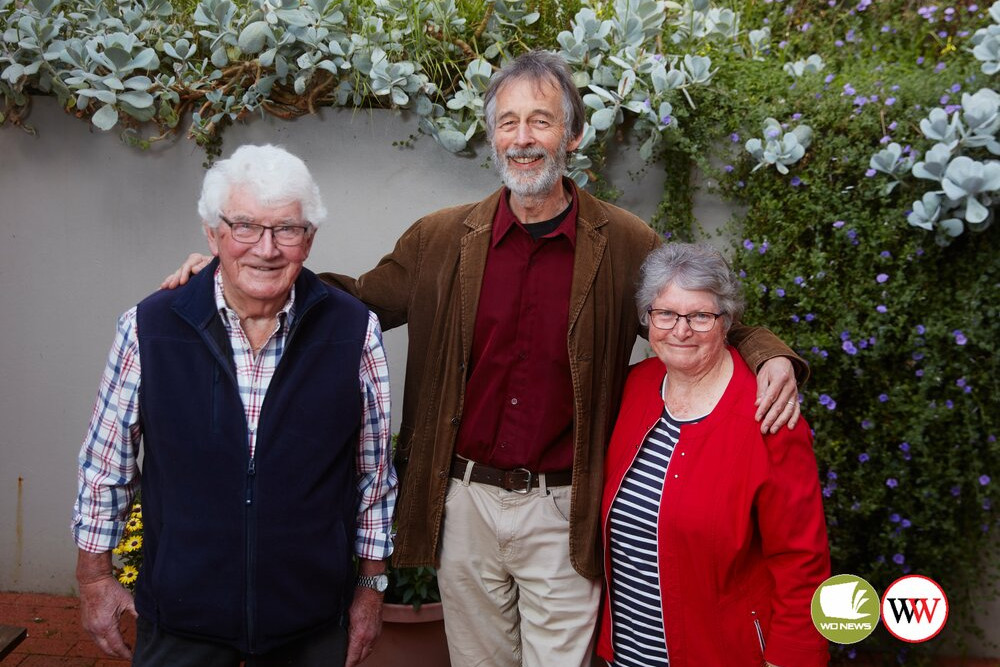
[[597, 243, 831, 667]]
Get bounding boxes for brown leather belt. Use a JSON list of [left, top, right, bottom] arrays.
[[449, 459, 573, 494]]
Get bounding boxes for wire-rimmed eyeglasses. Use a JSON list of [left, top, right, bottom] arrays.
[[219, 215, 312, 246], [646, 309, 723, 332]]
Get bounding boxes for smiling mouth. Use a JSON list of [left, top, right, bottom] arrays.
[[509, 154, 542, 165]]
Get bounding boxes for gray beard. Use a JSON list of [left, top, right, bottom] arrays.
[[491, 141, 568, 198]]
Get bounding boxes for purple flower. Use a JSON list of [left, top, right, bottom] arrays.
[[893, 553, 905, 565], [805, 313, 815, 322], [730, 132, 741, 143], [901, 519, 912, 528], [916, 324, 926, 334], [794, 276, 805, 285], [843, 83, 856, 96], [840, 330, 851, 341], [843, 341, 858, 355], [819, 394, 837, 410], [880, 250, 891, 258], [877, 305, 888, 313], [953, 330, 968, 345], [935, 62, 946, 73], [775, 288, 786, 297], [661, 115, 673, 126], [865, 168, 877, 177], [859, 453, 870, 463], [951, 485, 962, 497], [980, 475, 991, 486], [877, 273, 889, 283], [912, 351, 925, 361], [900, 442, 910, 453], [886, 97, 897, 106], [724, 164, 734, 173], [890, 513, 900, 523], [743, 239, 754, 251], [824, 74, 835, 84], [956, 377, 967, 388], [879, 393, 889, 402], [827, 471, 838, 481], [790, 176, 802, 187], [833, 220, 845, 228], [887, 478, 899, 488], [759, 241, 769, 254]]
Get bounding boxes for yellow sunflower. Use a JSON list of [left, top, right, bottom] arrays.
[[125, 516, 143, 533], [118, 565, 139, 587], [121, 535, 142, 552]]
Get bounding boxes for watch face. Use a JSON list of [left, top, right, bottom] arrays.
[[375, 574, 389, 593]]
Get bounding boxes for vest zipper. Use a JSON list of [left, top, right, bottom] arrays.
[[246, 455, 258, 652]]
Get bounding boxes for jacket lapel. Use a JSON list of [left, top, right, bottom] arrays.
[[458, 188, 502, 361], [568, 187, 608, 334]]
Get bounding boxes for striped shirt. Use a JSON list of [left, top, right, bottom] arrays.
[[73, 268, 396, 561], [608, 406, 699, 667]]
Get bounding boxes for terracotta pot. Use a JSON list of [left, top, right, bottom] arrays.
[[363, 602, 451, 667]]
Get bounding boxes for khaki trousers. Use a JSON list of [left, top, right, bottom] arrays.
[[438, 478, 601, 667]]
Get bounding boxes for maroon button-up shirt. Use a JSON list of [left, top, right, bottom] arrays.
[[454, 187, 578, 473]]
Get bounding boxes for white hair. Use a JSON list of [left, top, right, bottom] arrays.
[[197, 144, 327, 227]]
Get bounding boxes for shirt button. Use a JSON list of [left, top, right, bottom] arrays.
[[510, 398, 518, 406], [438, 470, 447, 479], [451, 417, 460, 426]]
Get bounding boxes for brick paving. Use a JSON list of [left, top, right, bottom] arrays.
[[0, 592, 132, 666]]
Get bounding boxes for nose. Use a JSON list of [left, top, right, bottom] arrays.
[[513, 121, 535, 145], [252, 228, 281, 256]]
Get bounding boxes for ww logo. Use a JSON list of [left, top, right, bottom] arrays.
[[880, 575, 949, 642]]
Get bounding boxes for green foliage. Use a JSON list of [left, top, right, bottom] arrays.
[[385, 565, 441, 610], [681, 2, 999, 660]]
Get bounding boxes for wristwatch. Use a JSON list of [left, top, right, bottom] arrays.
[[357, 573, 389, 593]]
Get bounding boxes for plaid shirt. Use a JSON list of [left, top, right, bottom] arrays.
[[73, 268, 396, 560]]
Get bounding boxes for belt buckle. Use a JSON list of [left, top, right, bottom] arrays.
[[504, 468, 533, 494]]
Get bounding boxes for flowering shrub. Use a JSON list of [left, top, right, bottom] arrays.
[[112, 499, 143, 591], [673, 1, 999, 659]]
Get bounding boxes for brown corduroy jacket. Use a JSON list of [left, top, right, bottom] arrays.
[[320, 184, 805, 579]]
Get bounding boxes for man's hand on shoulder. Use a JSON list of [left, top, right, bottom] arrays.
[[159, 253, 212, 290], [754, 356, 801, 434]]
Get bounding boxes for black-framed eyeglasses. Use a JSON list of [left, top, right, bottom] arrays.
[[646, 309, 723, 332], [219, 215, 312, 246]]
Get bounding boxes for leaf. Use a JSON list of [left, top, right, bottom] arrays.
[[591, 106, 617, 131], [117, 90, 154, 109], [238, 21, 273, 55], [436, 128, 467, 153], [91, 103, 118, 130]]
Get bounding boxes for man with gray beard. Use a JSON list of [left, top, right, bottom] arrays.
[[165, 50, 806, 667]]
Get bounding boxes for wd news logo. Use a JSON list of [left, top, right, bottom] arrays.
[[811, 574, 879, 643], [881, 575, 949, 643], [811, 574, 948, 644]]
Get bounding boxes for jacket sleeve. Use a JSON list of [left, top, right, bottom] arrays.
[[318, 220, 423, 331], [728, 324, 810, 385], [757, 420, 831, 667]]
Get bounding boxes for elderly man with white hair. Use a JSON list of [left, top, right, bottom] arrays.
[[72, 144, 396, 667]]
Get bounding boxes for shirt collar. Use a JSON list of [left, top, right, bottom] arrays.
[[213, 265, 296, 330], [492, 178, 579, 248]]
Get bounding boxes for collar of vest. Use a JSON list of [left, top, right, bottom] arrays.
[[170, 256, 330, 333]]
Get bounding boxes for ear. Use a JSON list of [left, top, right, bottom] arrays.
[[566, 130, 584, 154], [204, 223, 221, 257], [300, 227, 316, 258]]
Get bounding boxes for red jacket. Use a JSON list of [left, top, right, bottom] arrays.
[[598, 348, 830, 667]]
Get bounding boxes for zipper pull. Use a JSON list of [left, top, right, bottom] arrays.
[[246, 457, 256, 505]]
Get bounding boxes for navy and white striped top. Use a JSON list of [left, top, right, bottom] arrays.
[[608, 405, 700, 667]]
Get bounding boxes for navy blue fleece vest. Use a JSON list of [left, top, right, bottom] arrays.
[[133, 260, 369, 654]]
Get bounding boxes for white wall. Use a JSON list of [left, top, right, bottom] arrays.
[[0, 97, 665, 594]]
